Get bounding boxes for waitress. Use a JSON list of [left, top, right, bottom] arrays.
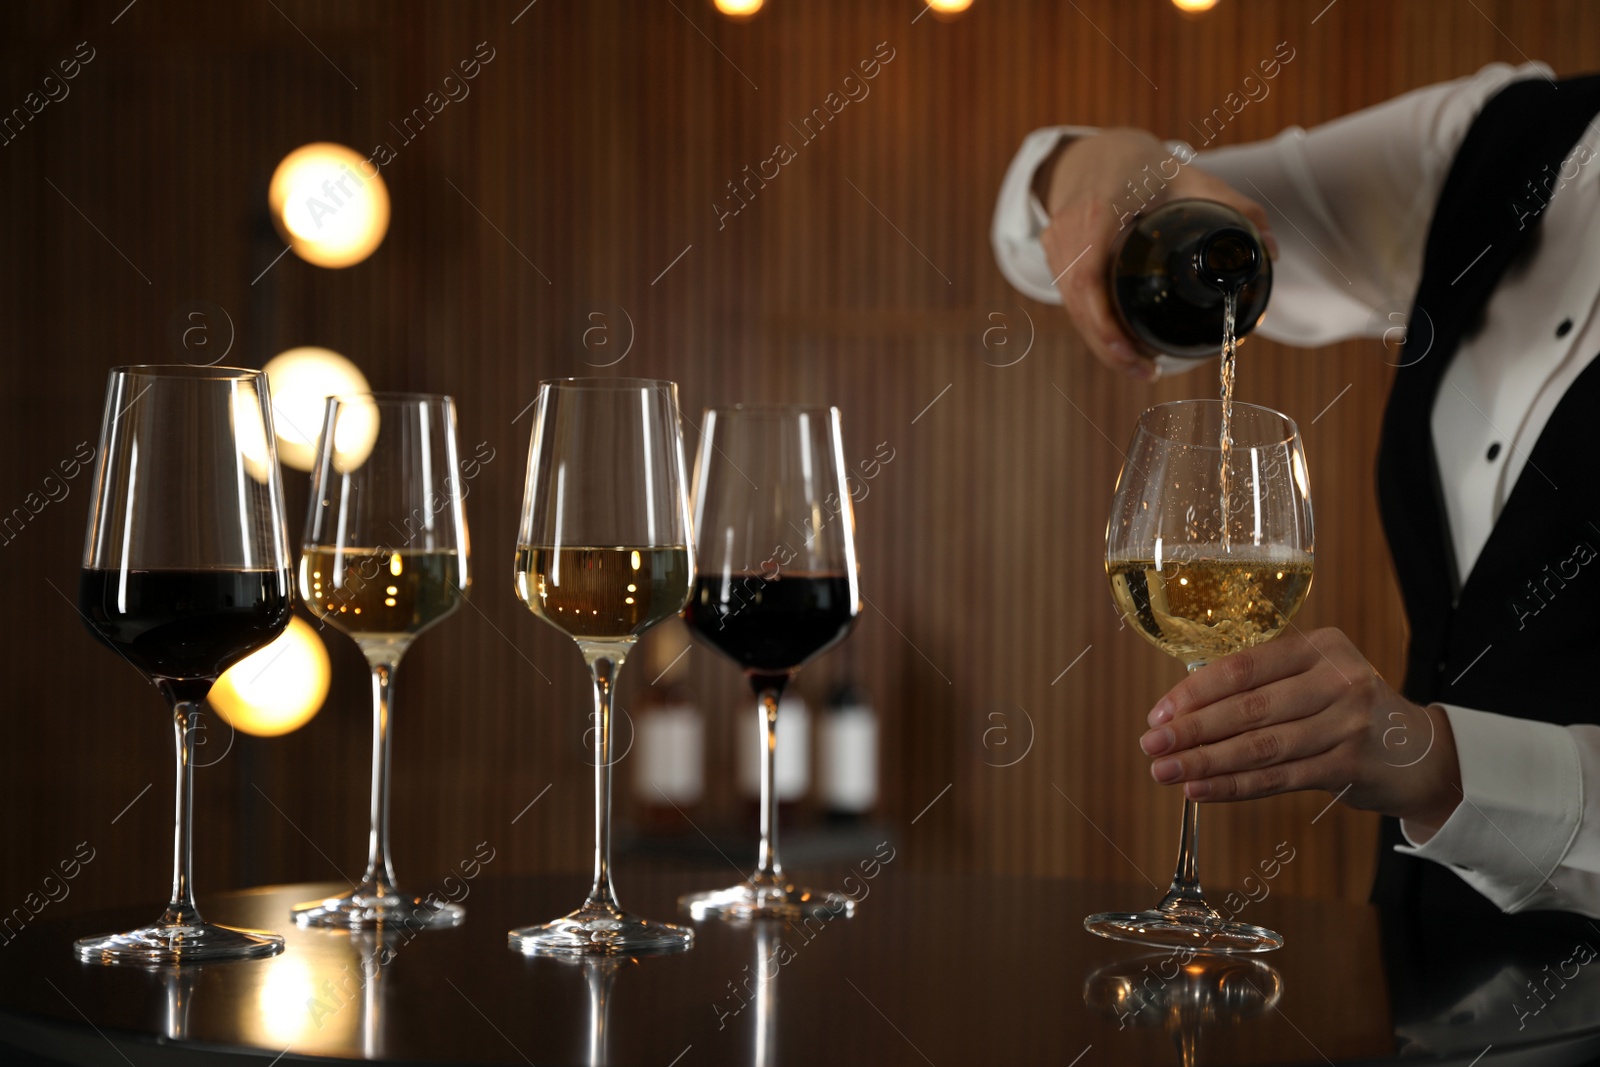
[[992, 60, 1600, 921]]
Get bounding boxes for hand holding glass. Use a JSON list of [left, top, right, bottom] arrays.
[[1087, 400, 1313, 953]]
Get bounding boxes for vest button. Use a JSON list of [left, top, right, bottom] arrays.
[[1557, 317, 1573, 338], [1486, 442, 1501, 461]]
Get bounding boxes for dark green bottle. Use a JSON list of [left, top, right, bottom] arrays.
[[1110, 199, 1271, 360]]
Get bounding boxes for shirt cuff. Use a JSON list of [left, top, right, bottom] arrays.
[[1395, 704, 1582, 912], [990, 125, 1089, 305]]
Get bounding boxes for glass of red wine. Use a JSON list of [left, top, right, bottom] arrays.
[[679, 405, 862, 921], [76, 366, 293, 963]]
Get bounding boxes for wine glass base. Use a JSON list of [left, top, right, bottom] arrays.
[[679, 882, 856, 922], [293, 889, 465, 930], [75, 921, 284, 965], [1084, 910, 1283, 954], [508, 901, 693, 957]]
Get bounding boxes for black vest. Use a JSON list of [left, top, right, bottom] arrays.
[[1372, 72, 1600, 916]]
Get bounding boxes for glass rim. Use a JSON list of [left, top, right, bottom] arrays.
[[1136, 399, 1301, 450], [108, 364, 264, 381], [324, 390, 456, 406], [537, 376, 678, 391], [706, 403, 841, 417]]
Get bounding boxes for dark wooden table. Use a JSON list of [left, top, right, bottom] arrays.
[[2, 868, 1598, 1066]]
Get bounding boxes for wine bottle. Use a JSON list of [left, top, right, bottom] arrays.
[[1110, 199, 1272, 361], [737, 690, 810, 807], [818, 680, 878, 824], [630, 620, 705, 832]]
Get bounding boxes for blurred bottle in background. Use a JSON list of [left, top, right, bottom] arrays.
[[819, 679, 878, 825], [631, 620, 704, 834], [737, 690, 810, 823]]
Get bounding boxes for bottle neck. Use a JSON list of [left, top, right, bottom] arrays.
[[1193, 226, 1262, 293]]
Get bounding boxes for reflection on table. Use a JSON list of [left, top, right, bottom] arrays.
[[243, 924, 401, 1056], [1, 873, 1598, 1065], [1085, 952, 1282, 1067]]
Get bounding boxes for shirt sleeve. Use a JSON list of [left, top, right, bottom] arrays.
[[1198, 61, 1544, 346], [1395, 706, 1600, 917], [990, 62, 1550, 347], [990, 125, 1097, 305]]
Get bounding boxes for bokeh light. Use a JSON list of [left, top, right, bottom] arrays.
[[269, 143, 390, 268], [925, 0, 974, 14], [1172, 0, 1220, 11], [325, 393, 383, 475], [260, 347, 372, 472], [231, 378, 275, 485], [210, 617, 331, 738], [712, 0, 763, 17]]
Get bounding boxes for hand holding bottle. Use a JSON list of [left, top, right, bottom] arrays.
[[1037, 128, 1278, 379]]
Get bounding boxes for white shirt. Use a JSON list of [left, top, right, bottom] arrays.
[[993, 62, 1600, 916]]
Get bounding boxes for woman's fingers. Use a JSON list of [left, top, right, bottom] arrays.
[[1043, 201, 1154, 379], [1149, 628, 1338, 727], [1182, 755, 1339, 802], [1140, 667, 1331, 756], [1147, 710, 1347, 786]]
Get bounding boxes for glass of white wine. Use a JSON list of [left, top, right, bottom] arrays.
[[511, 377, 696, 956], [294, 393, 471, 928], [1088, 399, 1313, 954]]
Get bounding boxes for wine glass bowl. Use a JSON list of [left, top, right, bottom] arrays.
[[76, 365, 293, 964], [293, 393, 471, 929], [678, 405, 863, 922], [1107, 402, 1313, 671], [1088, 400, 1312, 954], [510, 378, 697, 956]]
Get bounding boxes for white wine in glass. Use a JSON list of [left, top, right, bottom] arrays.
[[510, 378, 697, 956], [293, 393, 471, 929], [1087, 399, 1313, 954]]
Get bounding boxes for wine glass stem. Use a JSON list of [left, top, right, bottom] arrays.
[[583, 649, 627, 911], [1160, 663, 1212, 916], [362, 661, 400, 895], [1167, 798, 1204, 898], [755, 687, 784, 884], [162, 700, 204, 927]]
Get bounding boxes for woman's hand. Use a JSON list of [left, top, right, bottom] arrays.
[[1037, 128, 1277, 379], [1137, 627, 1462, 836]]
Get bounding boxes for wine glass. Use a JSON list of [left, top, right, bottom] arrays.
[[293, 393, 471, 928], [1087, 399, 1313, 953], [76, 365, 293, 963], [510, 378, 696, 955], [678, 406, 862, 921]]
